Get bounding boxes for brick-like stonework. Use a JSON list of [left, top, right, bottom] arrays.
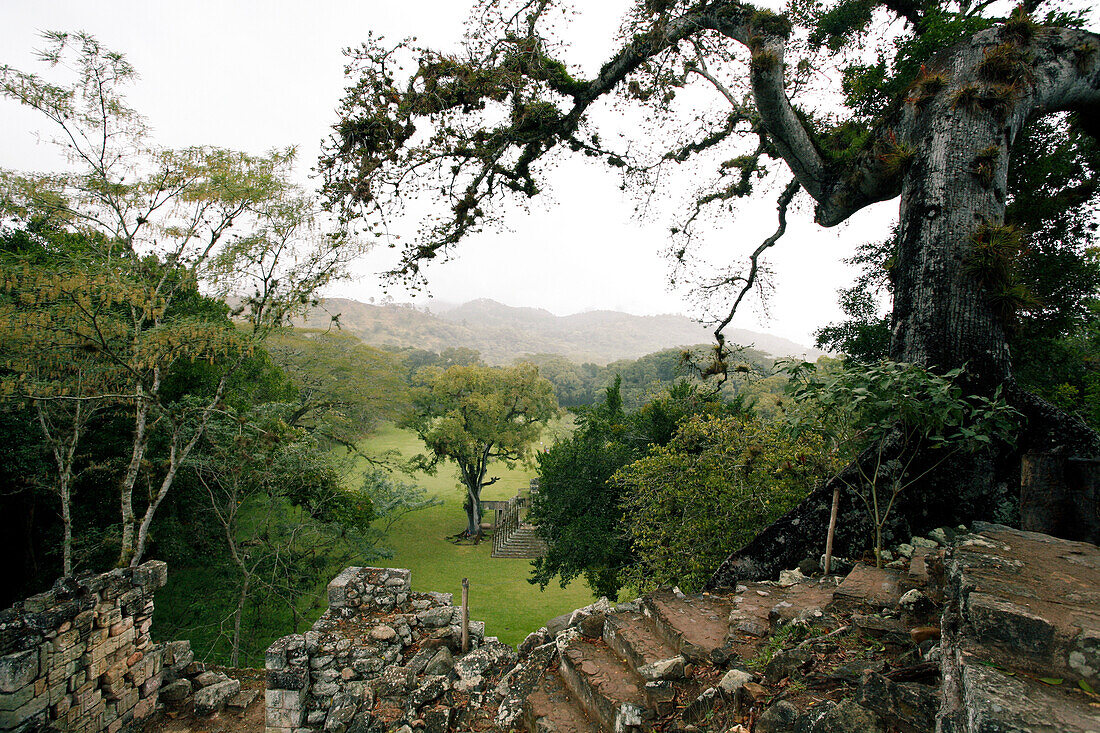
[[265, 567, 493, 733], [0, 561, 168, 733]]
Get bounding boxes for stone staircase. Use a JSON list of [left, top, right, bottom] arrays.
[[504, 543, 948, 733], [515, 580, 844, 733], [492, 524, 549, 559], [506, 525, 1100, 733]]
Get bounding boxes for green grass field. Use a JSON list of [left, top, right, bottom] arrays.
[[354, 423, 595, 647]]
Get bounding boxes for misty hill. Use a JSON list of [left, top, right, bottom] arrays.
[[296, 297, 822, 365]]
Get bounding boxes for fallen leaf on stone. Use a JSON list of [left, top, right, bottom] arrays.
[[1039, 677, 1063, 685]]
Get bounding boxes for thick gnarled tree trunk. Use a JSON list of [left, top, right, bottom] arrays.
[[709, 24, 1100, 588]]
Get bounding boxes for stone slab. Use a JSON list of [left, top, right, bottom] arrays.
[[830, 564, 904, 610]]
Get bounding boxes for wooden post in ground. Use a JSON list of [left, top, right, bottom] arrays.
[[461, 578, 470, 653], [823, 485, 840, 575]]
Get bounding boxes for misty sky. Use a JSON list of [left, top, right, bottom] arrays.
[[0, 1, 899, 346]]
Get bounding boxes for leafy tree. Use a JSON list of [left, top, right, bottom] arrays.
[[517, 353, 599, 407], [320, 0, 1100, 576], [528, 378, 733, 598], [265, 329, 410, 448], [183, 405, 435, 665], [0, 32, 361, 568], [528, 379, 634, 598], [406, 362, 557, 537], [619, 413, 839, 593]]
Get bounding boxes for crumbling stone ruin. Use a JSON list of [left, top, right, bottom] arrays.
[[0, 561, 167, 733], [6, 526, 1098, 733], [265, 567, 517, 733], [265, 525, 1100, 733], [494, 523, 1100, 733]]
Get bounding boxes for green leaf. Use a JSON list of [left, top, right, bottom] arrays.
[[1039, 677, 1064, 685], [1078, 679, 1096, 695]]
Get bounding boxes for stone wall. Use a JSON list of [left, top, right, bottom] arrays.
[[0, 561, 168, 733], [266, 567, 504, 733]]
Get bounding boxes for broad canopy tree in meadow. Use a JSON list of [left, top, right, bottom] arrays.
[[321, 0, 1100, 578], [406, 363, 558, 538]]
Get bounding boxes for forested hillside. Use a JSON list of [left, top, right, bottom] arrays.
[[296, 297, 822, 365]]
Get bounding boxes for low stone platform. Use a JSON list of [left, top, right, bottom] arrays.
[[939, 523, 1100, 733]]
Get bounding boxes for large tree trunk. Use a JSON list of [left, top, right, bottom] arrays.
[[709, 24, 1100, 588], [464, 485, 483, 538]]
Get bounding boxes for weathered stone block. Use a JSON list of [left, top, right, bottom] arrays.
[[423, 647, 454, 677], [857, 671, 937, 733], [194, 678, 240, 716], [132, 694, 155, 721], [637, 656, 685, 682], [107, 617, 133, 638], [323, 688, 361, 733], [266, 700, 305, 728], [407, 675, 449, 710], [159, 678, 191, 704], [0, 650, 39, 694], [421, 704, 453, 733], [0, 692, 48, 730], [130, 560, 168, 591], [327, 568, 364, 611], [0, 682, 35, 712], [416, 607, 452, 629], [267, 668, 309, 692], [114, 686, 139, 715], [830, 564, 904, 610], [139, 671, 161, 698], [966, 591, 1056, 657]]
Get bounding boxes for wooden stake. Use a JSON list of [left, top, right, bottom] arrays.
[[461, 577, 470, 653], [824, 485, 840, 575]]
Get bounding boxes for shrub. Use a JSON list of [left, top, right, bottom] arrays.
[[618, 414, 840, 593]]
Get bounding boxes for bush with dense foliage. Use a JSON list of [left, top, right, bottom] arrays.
[[529, 379, 737, 599], [617, 414, 840, 594]]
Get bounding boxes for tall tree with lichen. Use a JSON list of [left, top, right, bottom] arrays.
[[321, 1, 1100, 580]]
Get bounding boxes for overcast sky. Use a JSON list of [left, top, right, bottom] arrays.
[[0, 1, 899, 347]]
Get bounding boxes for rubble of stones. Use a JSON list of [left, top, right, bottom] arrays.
[[265, 567, 518, 733], [0, 561, 167, 733], [153, 640, 254, 719]]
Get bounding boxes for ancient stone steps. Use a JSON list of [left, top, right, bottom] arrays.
[[603, 612, 679, 672], [524, 667, 600, 733], [642, 590, 733, 662], [492, 525, 549, 559], [557, 635, 653, 733]]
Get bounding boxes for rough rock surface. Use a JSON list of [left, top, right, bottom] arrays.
[[939, 523, 1100, 733], [193, 678, 241, 716]]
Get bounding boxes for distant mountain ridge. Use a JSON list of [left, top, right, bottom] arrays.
[[296, 297, 822, 365]]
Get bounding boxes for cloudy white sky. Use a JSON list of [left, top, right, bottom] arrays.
[[0, 1, 899, 346]]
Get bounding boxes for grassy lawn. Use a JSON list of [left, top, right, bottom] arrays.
[[353, 422, 594, 647]]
